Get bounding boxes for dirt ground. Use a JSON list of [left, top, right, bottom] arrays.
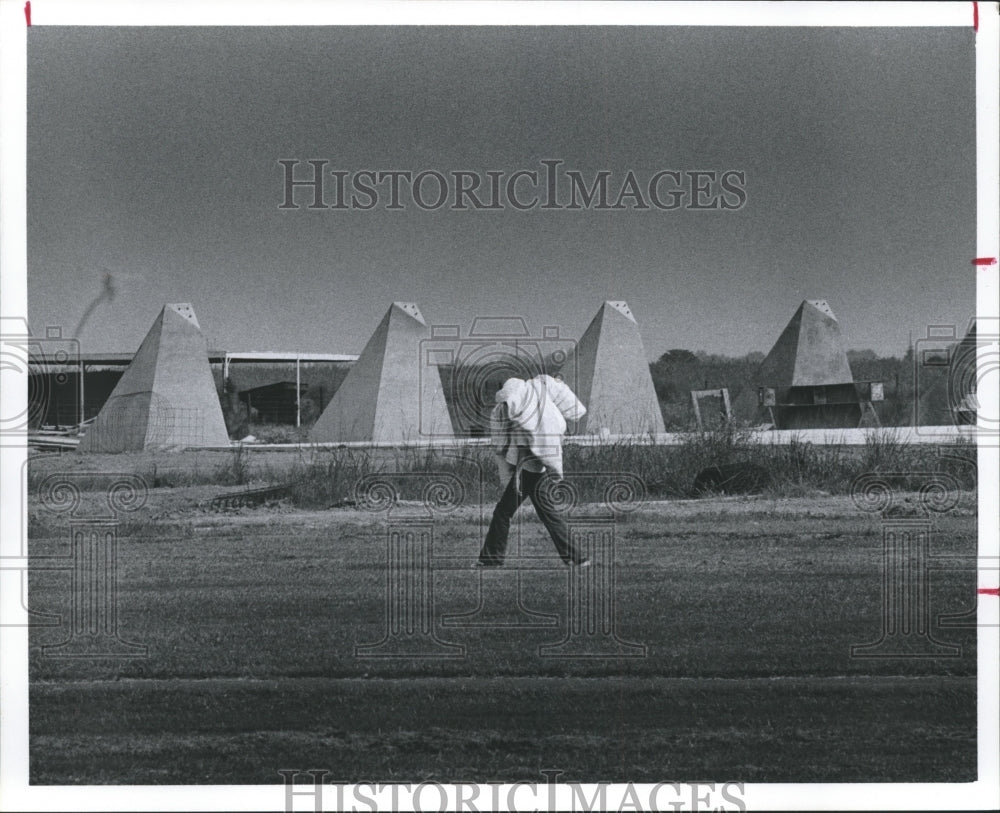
[[26, 461, 978, 784]]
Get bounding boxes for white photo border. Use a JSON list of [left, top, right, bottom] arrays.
[[1, 2, 997, 811]]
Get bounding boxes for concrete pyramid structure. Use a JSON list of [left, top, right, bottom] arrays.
[[309, 302, 453, 443], [757, 300, 854, 387], [556, 301, 665, 435], [79, 303, 229, 452], [744, 300, 864, 429]]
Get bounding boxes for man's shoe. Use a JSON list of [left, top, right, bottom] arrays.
[[474, 560, 502, 569], [569, 557, 591, 568]]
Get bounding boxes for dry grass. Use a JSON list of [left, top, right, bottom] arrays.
[[26, 430, 977, 510]]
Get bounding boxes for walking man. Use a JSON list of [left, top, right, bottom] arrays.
[[477, 375, 590, 567]]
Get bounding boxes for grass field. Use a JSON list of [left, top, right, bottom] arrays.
[[27, 457, 978, 785]]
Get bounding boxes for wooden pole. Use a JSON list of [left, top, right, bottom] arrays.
[[79, 361, 85, 427]]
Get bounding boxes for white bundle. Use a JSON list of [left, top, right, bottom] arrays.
[[490, 375, 587, 481]]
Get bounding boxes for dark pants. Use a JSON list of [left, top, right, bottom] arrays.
[[479, 469, 583, 565]]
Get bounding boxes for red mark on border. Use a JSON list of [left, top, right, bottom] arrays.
[[978, 588, 1000, 597], [973, 257, 998, 266], [973, 1, 979, 32], [25, 1, 31, 27]]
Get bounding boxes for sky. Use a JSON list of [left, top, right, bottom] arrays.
[[26, 25, 976, 360]]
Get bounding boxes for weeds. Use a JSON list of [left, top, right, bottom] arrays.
[[214, 443, 252, 486], [859, 428, 907, 472], [277, 447, 381, 508], [26, 431, 979, 506], [269, 429, 977, 507]]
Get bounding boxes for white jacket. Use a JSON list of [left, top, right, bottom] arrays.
[[490, 375, 586, 482]]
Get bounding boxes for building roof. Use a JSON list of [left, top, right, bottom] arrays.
[[30, 350, 359, 367]]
